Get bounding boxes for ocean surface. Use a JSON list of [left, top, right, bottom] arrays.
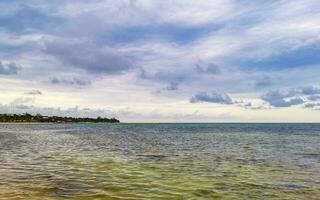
[[0, 123, 319, 200]]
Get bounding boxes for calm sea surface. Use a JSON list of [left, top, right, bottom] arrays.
[[0, 123, 319, 199]]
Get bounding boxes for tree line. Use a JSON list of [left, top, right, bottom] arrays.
[[0, 113, 120, 123]]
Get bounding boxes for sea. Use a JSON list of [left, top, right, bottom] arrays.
[[0, 123, 319, 199]]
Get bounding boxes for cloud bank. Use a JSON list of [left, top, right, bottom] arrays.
[[0, 0, 320, 121], [190, 91, 233, 104]]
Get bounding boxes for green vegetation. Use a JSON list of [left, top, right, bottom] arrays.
[[0, 113, 119, 123]]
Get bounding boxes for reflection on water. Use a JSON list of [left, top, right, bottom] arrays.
[[0, 123, 319, 199]]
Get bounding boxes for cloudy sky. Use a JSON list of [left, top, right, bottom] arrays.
[[1, 0, 320, 122]]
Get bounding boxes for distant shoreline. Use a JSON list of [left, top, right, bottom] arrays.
[[0, 113, 120, 123], [0, 122, 120, 124], [2, 122, 320, 124]]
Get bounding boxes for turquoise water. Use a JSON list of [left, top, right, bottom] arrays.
[[0, 123, 319, 199]]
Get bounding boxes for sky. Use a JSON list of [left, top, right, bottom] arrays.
[[1, 0, 320, 122]]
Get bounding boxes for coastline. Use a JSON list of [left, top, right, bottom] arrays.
[[0, 113, 120, 123]]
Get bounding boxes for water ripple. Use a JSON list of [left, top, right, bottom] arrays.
[[0, 123, 319, 199]]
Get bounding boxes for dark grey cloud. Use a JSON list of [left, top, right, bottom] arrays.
[[286, 97, 305, 106], [50, 77, 91, 86], [303, 102, 320, 109], [139, 68, 191, 91], [44, 39, 134, 75], [261, 85, 320, 108], [139, 64, 212, 92], [254, 76, 274, 88], [299, 86, 320, 95], [190, 91, 233, 104], [308, 95, 320, 101], [25, 90, 42, 95], [261, 90, 304, 107], [0, 61, 21, 75], [153, 70, 188, 84], [0, 3, 62, 34], [196, 63, 221, 74]]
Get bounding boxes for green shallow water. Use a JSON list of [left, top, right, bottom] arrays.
[[0, 123, 319, 199]]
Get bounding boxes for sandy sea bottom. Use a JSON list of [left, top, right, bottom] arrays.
[[0, 123, 319, 199]]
